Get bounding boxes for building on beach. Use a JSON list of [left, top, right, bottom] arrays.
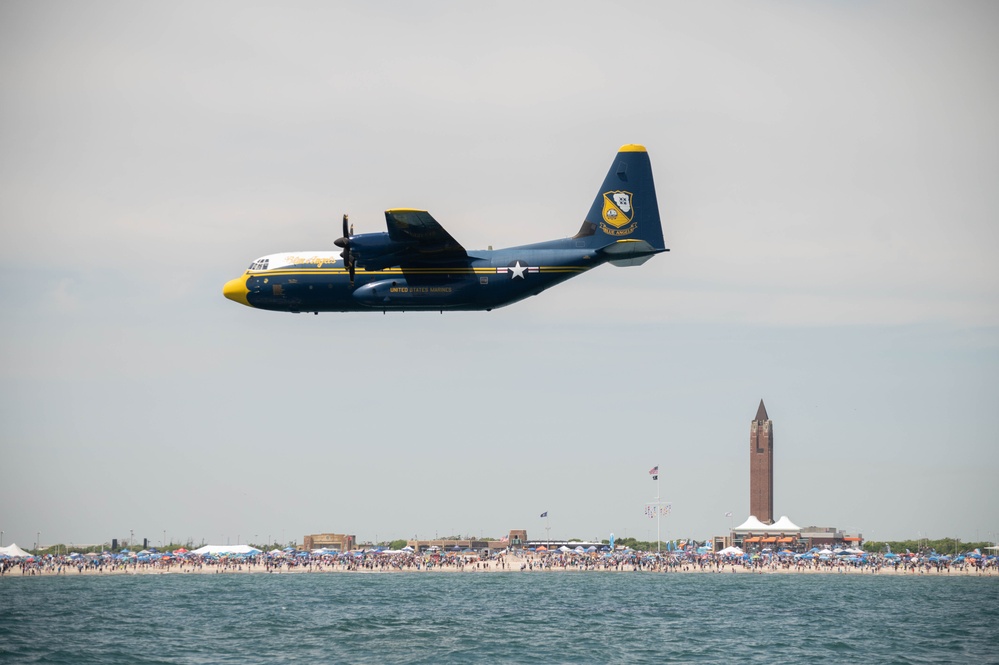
[[406, 530, 526, 555], [303, 533, 356, 551]]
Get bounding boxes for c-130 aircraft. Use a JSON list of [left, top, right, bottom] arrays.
[[223, 144, 668, 313]]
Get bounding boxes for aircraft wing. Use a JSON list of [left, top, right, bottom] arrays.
[[384, 209, 468, 263]]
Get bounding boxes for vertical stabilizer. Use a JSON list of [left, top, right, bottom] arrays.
[[575, 145, 666, 258]]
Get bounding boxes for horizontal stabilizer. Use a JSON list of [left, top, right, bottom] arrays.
[[608, 255, 656, 267], [597, 239, 668, 267]]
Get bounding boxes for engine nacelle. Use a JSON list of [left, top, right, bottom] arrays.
[[344, 232, 416, 270]]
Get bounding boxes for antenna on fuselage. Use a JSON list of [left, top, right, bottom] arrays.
[[334, 213, 356, 286]]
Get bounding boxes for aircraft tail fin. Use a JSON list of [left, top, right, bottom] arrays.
[[574, 144, 668, 265]]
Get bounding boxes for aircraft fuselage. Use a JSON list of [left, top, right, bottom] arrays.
[[224, 242, 604, 313]]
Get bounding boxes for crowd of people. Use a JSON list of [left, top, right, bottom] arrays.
[[2, 545, 995, 577]]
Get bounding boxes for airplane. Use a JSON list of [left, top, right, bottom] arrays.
[[222, 144, 668, 313]]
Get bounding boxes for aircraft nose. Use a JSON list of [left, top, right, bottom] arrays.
[[223, 275, 250, 306]]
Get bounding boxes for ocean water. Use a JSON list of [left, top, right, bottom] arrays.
[[1, 572, 996, 664]]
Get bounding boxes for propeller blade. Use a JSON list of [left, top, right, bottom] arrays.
[[342, 214, 350, 239]]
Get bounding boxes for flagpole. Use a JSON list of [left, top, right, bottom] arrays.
[[657, 470, 661, 554]]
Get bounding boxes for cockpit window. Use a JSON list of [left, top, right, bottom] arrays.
[[248, 258, 270, 271]]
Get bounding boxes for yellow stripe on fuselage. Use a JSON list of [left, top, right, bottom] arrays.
[[250, 266, 591, 277]]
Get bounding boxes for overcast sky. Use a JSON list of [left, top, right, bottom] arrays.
[[1, 1, 997, 550]]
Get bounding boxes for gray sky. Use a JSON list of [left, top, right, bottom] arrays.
[[1, 0, 997, 550]]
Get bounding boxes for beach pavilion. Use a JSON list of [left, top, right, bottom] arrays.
[[732, 515, 801, 550]]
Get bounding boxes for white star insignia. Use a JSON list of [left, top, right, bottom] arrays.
[[509, 261, 527, 279]]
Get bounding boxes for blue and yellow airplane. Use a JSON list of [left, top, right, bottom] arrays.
[[223, 144, 668, 313]]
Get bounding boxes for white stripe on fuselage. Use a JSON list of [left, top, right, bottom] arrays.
[[251, 251, 342, 271]]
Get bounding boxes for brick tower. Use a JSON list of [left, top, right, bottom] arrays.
[[749, 399, 774, 524]]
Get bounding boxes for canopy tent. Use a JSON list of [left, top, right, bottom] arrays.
[[770, 515, 801, 532], [716, 546, 744, 556], [0, 543, 32, 558], [732, 516, 770, 532], [191, 544, 262, 555]]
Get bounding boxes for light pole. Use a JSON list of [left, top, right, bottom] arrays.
[[36, 531, 40, 553]]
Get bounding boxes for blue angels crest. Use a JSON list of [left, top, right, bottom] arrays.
[[600, 190, 636, 235]]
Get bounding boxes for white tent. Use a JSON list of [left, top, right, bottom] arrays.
[[716, 546, 744, 556], [732, 516, 770, 532], [191, 544, 262, 555], [0, 543, 32, 558], [770, 515, 801, 532]]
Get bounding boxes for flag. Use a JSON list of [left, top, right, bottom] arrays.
[[648, 465, 658, 475], [540, 511, 548, 518], [725, 511, 733, 518]]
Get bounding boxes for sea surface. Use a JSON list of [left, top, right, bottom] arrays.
[[1, 571, 997, 664]]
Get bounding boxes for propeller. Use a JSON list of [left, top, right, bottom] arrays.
[[334, 213, 356, 286]]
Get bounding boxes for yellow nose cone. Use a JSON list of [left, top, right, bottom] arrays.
[[223, 275, 250, 306]]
